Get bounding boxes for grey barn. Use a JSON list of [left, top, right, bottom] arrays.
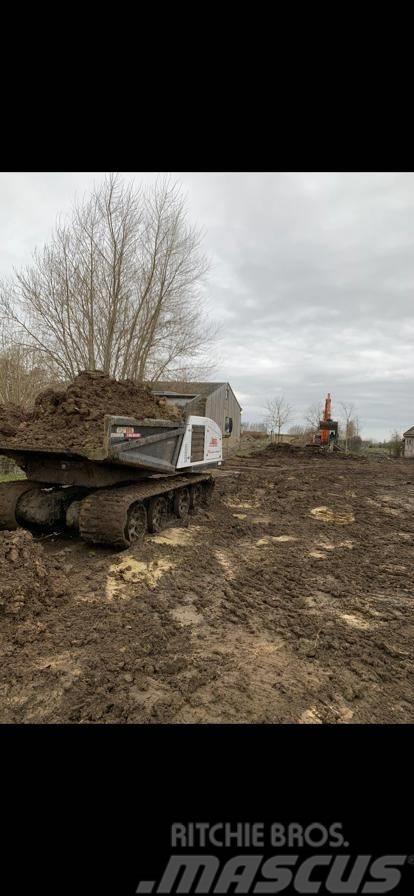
[[152, 381, 242, 457], [403, 426, 414, 458]]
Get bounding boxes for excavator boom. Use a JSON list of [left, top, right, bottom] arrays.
[[323, 393, 332, 422], [307, 392, 338, 449]]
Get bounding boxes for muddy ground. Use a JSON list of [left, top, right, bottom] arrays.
[[0, 447, 413, 723]]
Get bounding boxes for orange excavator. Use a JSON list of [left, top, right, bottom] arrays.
[[312, 393, 339, 449]]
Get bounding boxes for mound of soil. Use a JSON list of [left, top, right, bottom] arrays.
[[1, 371, 182, 454], [0, 530, 68, 618], [241, 430, 268, 440], [0, 403, 28, 437], [260, 443, 365, 460]]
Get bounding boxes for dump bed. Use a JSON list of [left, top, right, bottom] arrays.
[[102, 415, 185, 471], [0, 415, 186, 475]]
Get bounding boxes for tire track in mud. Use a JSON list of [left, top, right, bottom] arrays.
[[1, 451, 414, 723]]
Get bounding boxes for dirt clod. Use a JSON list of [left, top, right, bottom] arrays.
[[0, 530, 69, 618], [0, 403, 27, 437]]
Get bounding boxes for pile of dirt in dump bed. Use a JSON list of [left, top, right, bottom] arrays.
[[0, 530, 69, 618], [0, 403, 27, 437], [0, 371, 183, 454]]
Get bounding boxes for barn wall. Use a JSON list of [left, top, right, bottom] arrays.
[[404, 436, 414, 457], [206, 384, 241, 457]]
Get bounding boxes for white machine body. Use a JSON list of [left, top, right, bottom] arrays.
[[176, 416, 222, 469]]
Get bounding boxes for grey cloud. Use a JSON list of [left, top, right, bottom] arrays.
[[1, 171, 414, 438]]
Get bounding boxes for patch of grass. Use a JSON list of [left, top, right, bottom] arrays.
[[359, 446, 391, 458], [236, 436, 271, 457], [0, 471, 26, 482]]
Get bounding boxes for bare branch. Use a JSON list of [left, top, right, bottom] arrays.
[[265, 396, 293, 443], [0, 174, 214, 384]]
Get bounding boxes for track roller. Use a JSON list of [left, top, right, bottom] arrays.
[[148, 496, 168, 533], [126, 502, 147, 544], [202, 479, 215, 506], [173, 486, 190, 519], [79, 486, 148, 549], [189, 483, 203, 510], [77, 475, 213, 549], [0, 480, 45, 530]]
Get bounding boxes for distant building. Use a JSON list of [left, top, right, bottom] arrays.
[[151, 381, 242, 457], [403, 427, 414, 457]]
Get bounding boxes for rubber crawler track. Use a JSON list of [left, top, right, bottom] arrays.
[[0, 480, 44, 530], [79, 474, 211, 548]]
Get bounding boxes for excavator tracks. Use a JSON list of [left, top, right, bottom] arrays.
[[79, 474, 212, 548], [0, 480, 44, 530]]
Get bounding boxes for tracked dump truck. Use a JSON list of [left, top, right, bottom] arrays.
[[0, 414, 222, 548]]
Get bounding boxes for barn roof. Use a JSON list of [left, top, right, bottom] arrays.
[[151, 381, 242, 411], [403, 426, 414, 438], [151, 381, 226, 398]]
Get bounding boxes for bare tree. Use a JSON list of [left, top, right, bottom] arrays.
[[266, 396, 292, 443], [0, 346, 52, 408], [340, 402, 356, 453], [389, 430, 403, 458], [0, 321, 53, 408], [305, 402, 323, 433], [288, 424, 307, 446], [0, 174, 216, 384]]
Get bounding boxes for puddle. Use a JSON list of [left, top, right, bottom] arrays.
[[310, 506, 355, 524]]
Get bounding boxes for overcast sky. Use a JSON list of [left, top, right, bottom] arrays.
[[1, 171, 413, 439]]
